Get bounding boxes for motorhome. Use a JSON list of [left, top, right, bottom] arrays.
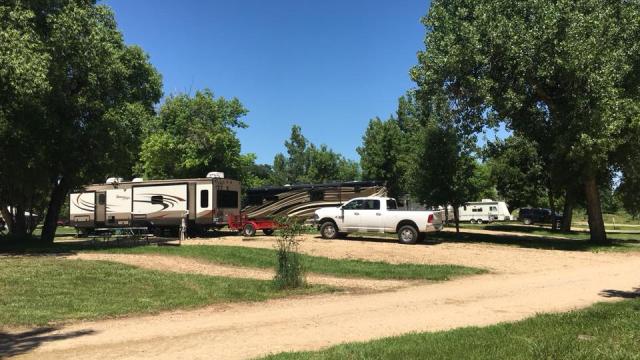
[[243, 181, 386, 220], [69, 172, 241, 233], [446, 199, 512, 223]]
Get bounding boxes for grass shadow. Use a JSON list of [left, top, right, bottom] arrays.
[[0, 327, 95, 358]]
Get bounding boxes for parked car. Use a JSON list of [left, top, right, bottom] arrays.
[[314, 197, 444, 244], [518, 208, 563, 225]]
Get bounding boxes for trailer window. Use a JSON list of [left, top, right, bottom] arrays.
[[200, 190, 209, 208], [217, 190, 238, 208], [472, 208, 482, 212], [98, 193, 106, 205], [309, 190, 324, 202], [246, 194, 263, 206], [490, 206, 497, 211], [151, 195, 163, 205]]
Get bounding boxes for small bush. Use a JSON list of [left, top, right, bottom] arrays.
[[273, 218, 306, 290]]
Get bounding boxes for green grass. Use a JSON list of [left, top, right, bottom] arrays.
[[0, 258, 332, 326], [98, 245, 485, 281], [262, 297, 640, 360]]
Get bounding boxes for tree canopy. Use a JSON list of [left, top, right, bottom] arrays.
[[271, 125, 360, 185], [137, 89, 247, 180], [0, 1, 162, 241]]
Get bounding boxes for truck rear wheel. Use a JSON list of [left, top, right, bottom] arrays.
[[242, 223, 256, 237], [398, 225, 418, 244], [262, 229, 274, 236], [320, 222, 338, 239]]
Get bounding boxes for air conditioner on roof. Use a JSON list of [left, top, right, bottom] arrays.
[[206, 172, 224, 178]]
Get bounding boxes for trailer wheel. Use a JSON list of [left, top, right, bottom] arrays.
[[477, 219, 484, 224], [320, 222, 338, 239], [262, 229, 274, 236], [470, 219, 477, 224], [398, 225, 418, 245], [242, 224, 256, 237]]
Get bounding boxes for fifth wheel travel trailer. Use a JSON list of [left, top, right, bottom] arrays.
[[242, 181, 387, 220], [446, 199, 512, 224], [70, 172, 240, 233]]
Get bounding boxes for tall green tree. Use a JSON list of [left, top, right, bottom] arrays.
[[0, 1, 163, 242], [412, 0, 640, 243], [484, 136, 548, 210], [271, 125, 360, 185], [137, 89, 247, 180], [412, 116, 481, 233], [357, 117, 404, 198]]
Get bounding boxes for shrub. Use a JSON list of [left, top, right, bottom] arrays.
[[273, 218, 306, 289]]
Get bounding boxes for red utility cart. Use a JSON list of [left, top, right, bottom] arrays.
[[227, 214, 279, 236]]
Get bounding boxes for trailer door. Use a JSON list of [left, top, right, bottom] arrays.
[[196, 183, 213, 224], [95, 191, 106, 225]]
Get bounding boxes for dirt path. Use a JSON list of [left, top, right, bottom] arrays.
[[66, 253, 411, 290], [10, 237, 640, 360]]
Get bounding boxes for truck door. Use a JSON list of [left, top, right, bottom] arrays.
[[359, 199, 382, 231], [339, 199, 363, 231], [95, 192, 106, 225]]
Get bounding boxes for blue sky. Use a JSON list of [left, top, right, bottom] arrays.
[[103, 0, 431, 164]]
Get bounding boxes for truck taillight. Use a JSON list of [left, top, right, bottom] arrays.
[[427, 214, 434, 224]]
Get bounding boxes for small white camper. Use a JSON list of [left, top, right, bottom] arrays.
[[447, 199, 512, 223]]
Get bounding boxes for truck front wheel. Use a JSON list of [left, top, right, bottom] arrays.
[[398, 225, 418, 244], [320, 222, 338, 239]]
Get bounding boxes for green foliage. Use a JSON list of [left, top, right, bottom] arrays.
[[0, 257, 330, 326], [271, 125, 360, 185], [484, 136, 548, 209], [273, 218, 306, 290], [137, 89, 247, 180], [411, 0, 640, 242], [263, 298, 640, 360], [357, 117, 404, 198], [410, 93, 482, 220], [0, 1, 162, 240], [239, 153, 273, 189]]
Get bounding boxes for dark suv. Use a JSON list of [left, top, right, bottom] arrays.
[[518, 208, 563, 225]]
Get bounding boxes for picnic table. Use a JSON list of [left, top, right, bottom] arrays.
[[87, 227, 154, 246]]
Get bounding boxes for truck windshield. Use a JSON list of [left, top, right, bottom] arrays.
[[386, 199, 397, 210]]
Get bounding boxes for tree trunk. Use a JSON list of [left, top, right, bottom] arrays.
[[0, 205, 14, 233], [13, 206, 26, 235], [453, 206, 460, 235], [444, 205, 449, 225], [548, 190, 558, 231], [584, 175, 608, 244], [561, 189, 574, 232], [41, 177, 69, 244]]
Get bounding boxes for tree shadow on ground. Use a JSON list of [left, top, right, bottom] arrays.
[[483, 224, 581, 235], [0, 235, 174, 256], [430, 231, 631, 251], [599, 288, 640, 299], [0, 327, 95, 358]]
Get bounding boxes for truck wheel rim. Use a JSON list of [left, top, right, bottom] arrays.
[[324, 225, 335, 237], [401, 229, 414, 242]]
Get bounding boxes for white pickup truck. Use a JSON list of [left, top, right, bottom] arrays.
[[313, 197, 444, 244]]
